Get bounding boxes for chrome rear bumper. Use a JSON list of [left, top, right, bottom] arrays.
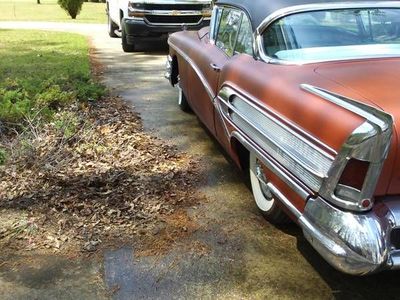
[[266, 180, 400, 275], [300, 196, 400, 275]]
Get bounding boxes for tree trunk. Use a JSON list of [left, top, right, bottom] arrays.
[[37, 0, 40, 4]]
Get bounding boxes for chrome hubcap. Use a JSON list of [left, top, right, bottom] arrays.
[[255, 159, 273, 201]]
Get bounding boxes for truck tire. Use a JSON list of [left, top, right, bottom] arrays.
[[121, 25, 135, 52], [108, 12, 118, 38]]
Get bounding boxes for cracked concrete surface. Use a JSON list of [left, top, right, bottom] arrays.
[[1, 22, 400, 300]]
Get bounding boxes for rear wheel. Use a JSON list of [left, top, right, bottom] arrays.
[[121, 25, 135, 52], [107, 11, 118, 38], [249, 152, 289, 224]]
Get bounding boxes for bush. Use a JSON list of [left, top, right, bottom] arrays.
[[35, 85, 74, 109], [58, 0, 85, 19], [0, 86, 31, 124]]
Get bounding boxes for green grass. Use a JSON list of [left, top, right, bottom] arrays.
[[0, 0, 106, 23], [0, 29, 104, 124]]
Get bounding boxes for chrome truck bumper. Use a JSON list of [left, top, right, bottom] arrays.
[[299, 196, 400, 275]]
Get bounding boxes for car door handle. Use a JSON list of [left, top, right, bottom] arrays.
[[210, 63, 221, 72]]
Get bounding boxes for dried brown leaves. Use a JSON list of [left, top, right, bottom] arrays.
[[0, 97, 200, 253]]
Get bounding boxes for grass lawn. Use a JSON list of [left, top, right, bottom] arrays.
[[0, 0, 106, 23], [0, 29, 104, 124]]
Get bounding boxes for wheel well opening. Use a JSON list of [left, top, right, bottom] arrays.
[[171, 56, 179, 86], [231, 138, 249, 172]]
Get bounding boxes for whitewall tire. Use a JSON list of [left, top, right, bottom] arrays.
[[249, 152, 289, 224]]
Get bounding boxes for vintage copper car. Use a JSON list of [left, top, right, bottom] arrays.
[[165, 0, 400, 275]]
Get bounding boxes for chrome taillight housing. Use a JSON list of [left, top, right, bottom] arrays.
[[217, 84, 393, 212], [302, 84, 393, 212]]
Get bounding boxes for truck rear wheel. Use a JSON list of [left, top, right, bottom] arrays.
[[122, 26, 135, 52], [107, 11, 118, 38]]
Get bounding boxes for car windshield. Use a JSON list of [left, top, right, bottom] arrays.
[[262, 8, 400, 62]]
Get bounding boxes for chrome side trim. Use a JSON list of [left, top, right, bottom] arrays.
[[302, 84, 393, 211], [220, 94, 328, 178], [168, 40, 215, 101], [217, 85, 335, 192], [220, 83, 337, 155], [301, 84, 391, 134], [254, 2, 400, 65], [231, 131, 311, 200], [267, 183, 301, 218]]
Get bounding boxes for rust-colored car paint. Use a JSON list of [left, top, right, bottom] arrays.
[[168, 29, 400, 215], [314, 60, 400, 194]]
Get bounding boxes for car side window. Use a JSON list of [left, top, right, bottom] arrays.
[[216, 8, 242, 56], [234, 14, 253, 56]]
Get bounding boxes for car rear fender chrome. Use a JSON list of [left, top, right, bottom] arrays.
[[301, 84, 393, 212], [252, 178, 400, 275], [216, 85, 335, 193]]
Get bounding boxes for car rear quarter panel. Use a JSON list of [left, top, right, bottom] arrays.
[[218, 55, 395, 201]]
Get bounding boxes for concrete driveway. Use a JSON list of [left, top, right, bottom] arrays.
[[1, 21, 400, 300]]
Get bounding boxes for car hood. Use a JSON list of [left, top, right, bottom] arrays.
[[314, 58, 400, 195]]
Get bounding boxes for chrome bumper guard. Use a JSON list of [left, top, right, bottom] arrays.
[[299, 196, 400, 275]]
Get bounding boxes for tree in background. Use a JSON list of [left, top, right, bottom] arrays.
[[58, 0, 84, 19]]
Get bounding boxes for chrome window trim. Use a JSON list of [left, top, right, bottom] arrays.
[[254, 2, 400, 65], [209, 5, 221, 44], [301, 84, 393, 211]]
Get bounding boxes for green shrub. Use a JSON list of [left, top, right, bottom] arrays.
[[0, 88, 31, 123], [75, 80, 105, 101], [35, 85, 74, 109], [58, 0, 85, 19]]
